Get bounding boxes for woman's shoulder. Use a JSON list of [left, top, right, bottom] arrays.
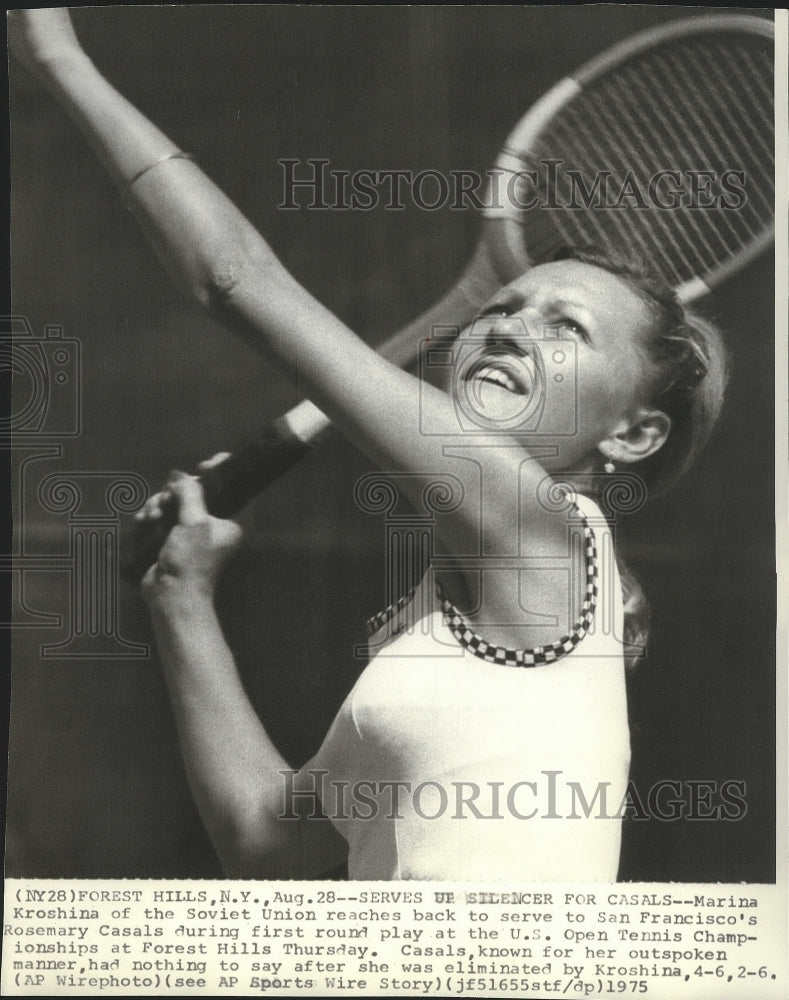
[[559, 488, 611, 530]]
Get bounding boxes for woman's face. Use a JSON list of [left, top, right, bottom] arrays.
[[448, 260, 655, 472]]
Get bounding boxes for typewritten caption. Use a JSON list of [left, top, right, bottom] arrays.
[[2, 881, 786, 998]]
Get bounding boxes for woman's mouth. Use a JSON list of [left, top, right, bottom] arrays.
[[452, 344, 543, 429], [472, 365, 525, 394], [466, 353, 538, 397]]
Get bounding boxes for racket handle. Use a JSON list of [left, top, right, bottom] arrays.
[[121, 410, 326, 583]]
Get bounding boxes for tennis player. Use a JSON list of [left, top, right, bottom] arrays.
[[10, 8, 728, 880]]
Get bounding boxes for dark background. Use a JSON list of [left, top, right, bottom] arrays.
[[7, 5, 775, 881]]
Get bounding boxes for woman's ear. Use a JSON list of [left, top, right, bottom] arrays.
[[603, 409, 671, 466]]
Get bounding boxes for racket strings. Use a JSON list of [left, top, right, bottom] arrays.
[[671, 46, 774, 261], [612, 64, 749, 261], [561, 86, 704, 277], [513, 103, 703, 285], [510, 32, 774, 290], [663, 46, 774, 214], [618, 58, 753, 260]]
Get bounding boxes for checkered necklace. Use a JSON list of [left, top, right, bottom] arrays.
[[366, 501, 598, 668]]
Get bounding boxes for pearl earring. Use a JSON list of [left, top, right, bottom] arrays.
[[604, 459, 615, 474]]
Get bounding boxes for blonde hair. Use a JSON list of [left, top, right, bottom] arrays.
[[553, 245, 729, 665]]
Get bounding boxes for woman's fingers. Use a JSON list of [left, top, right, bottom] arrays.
[[167, 471, 209, 526], [197, 451, 231, 472], [141, 474, 242, 601], [134, 452, 229, 522], [134, 488, 173, 522]]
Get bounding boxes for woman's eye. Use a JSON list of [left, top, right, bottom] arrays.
[[556, 318, 588, 340], [482, 303, 514, 318]]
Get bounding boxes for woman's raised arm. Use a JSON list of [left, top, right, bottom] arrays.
[[10, 9, 573, 644]]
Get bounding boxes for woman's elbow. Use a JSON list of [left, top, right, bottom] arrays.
[[188, 254, 246, 313], [192, 244, 280, 317]]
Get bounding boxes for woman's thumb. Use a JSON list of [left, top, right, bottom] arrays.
[[167, 471, 208, 526]]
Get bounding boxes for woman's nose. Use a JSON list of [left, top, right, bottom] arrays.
[[486, 314, 536, 350]]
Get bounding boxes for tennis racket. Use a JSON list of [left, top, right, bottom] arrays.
[[123, 12, 775, 581], [485, 13, 775, 302]]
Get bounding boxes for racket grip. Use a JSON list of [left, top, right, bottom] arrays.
[[121, 415, 319, 584]]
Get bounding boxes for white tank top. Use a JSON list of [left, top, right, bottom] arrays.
[[306, 494, 631, 880]]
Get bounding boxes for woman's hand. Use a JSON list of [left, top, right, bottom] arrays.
[[8, 8, 85, 79], [134, 453, 231, 526], [141, 468, 242, 606]]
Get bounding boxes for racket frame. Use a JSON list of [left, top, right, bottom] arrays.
[[482, 13, 776, 304]]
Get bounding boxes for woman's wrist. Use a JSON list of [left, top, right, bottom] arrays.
[[144, 576, 217, 623], [9, 9, 90, 84]]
